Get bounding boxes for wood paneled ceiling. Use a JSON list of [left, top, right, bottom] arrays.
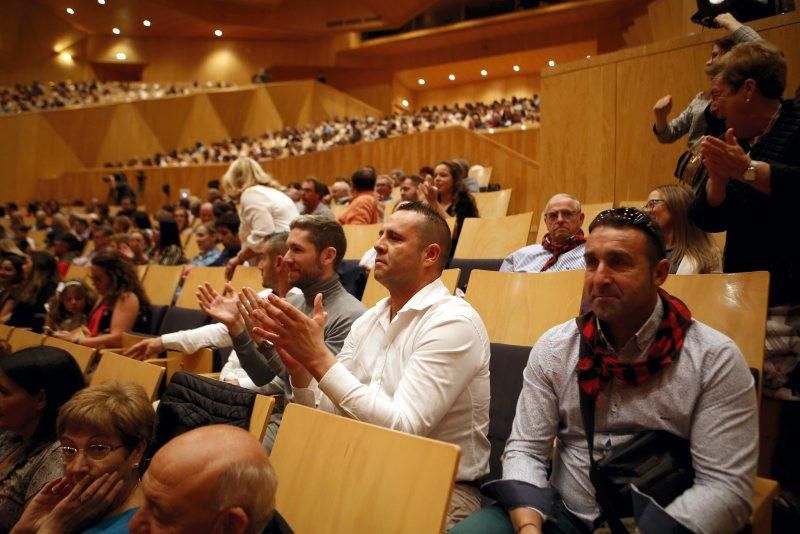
[[37, 0, 444, 39]]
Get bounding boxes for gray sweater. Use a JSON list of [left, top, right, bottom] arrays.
[[231, 275, 366, 387]]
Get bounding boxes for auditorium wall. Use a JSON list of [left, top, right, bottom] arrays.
[[538, 11, 800, 209], [43, 126, 541, 217]]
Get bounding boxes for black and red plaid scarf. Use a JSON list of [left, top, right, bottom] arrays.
[[541, 230, 586, 272], [575, 288, 692, 404]]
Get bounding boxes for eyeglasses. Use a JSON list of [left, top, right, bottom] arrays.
[[643, 199, 666, 210], [544, 209, 579, 223], [590, 207, 664, 248], [59, 444, 125, 463]]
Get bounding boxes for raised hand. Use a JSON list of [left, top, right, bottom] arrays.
[[653, 95, 672, 132], [700, 128, 749, 180], [11, 478, 71, 534], [236, 286, 269, 345], [197, 282, 244, 333], [224, 256, 240, 281], [714, 13, 742, 32], [37, 473, 124, 534], [124, 337, 165, 361]]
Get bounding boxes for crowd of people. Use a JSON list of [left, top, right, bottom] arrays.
[[101, 96, 540, 168], [0, 80, 236, 115], [0, 9, 798, 533]]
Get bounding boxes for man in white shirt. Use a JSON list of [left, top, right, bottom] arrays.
[[249, 202, 491, 529]]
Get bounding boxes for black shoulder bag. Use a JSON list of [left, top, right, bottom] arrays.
[[579, 388, 695, 533]]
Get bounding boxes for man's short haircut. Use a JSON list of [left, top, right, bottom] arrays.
[[213, 459, 278, 533], [403, 175, 423, 185], [589, 207, 666, 266], [290, 216, 347, 270], [54, 232, 82, 252], [303, 177, 327, 196], [265, 231, 289, 258], [214, 212, 241, 234], [350, 167, 376, 192], [395, 201, 452, 269], [95, 226, 114, 238]]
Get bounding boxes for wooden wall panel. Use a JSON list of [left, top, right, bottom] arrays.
[[480, 127, 540, 162], [42, 127, 541, 217]]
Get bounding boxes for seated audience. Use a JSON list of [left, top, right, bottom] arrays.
[[173, 206, 193, 242], [5, 252, 59, 332], [374, 175, 394, 201], [221, 157, 299, 279], [337, 167, 379, 225], [644, 184, 720, 274], [330, 180, 351, 205], [128, 425, 289, 533], [112, 215, 132, 235], [11, 224, 35, 253], [189, 223, 222, 266], [198, 202, 215, 223], [211, 213, 242, 267], [0, 347, 85, 531], [0, 253, 25, 323], [399, 175, 422, 202], [52, 232, 83, 274], [152, 215, 186, 266], [299, 178, 335, 220], [45, 280, 95, 335], [462, 208, 757, 533], [419, 160, 479, 253], [250, 203, 489, 528], [52, 250, 151, 348], [692, 40, 799, 399], [501, 193, 586, 272], [13, 382, 154, 533], [118, 230, 150, 266]]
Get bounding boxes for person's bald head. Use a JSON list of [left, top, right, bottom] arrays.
[[542, 193, 584, 245], [199, 202, 215, 223], [129, 425, 277, 534]]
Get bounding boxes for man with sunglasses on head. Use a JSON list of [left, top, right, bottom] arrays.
[[458, 208, 757, 534], [500, 194, 586, 273]]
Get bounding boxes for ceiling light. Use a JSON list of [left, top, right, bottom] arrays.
[[448, 74, 455, 81], [143, 19, 151, 27], [66, 7, 75, 15], [116, 52, 127, 60], [548, 60, 556, 67], [98, 0, 105, 4], [112, 27, 120, 35], [513, 65, 520, 72], [214, 29, 223, 37], [418, 78, 426, 86], [58, 52, 73, 62], [401, 99, 409, 107], [586, 55, 592, 59], [480, 69, 488, 76]]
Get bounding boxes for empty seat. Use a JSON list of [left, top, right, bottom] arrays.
[[453, 212, 534, 260], [141, 265, 184, 306], [342, 223, 382, 261], [473, 189, 512, 218], [229, 265, 263, 294], [176, 266, 227, 309]]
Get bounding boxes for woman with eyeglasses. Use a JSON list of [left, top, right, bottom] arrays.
[[644, 184, 721, 274], [12, 382, 154, 534], [0, 347, 85, 531], [52, 250, 151, 349]]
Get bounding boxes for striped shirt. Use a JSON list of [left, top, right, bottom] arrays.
[[500, 243, 586, 273]]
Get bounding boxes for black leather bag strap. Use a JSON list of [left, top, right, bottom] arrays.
[[579, 385, 629, 534]]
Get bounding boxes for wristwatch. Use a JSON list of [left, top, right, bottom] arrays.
[[742, 160, 758, 182]]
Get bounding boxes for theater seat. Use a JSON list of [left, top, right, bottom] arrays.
[[448, 258, 504, 290], [158, 306, 210, 335]]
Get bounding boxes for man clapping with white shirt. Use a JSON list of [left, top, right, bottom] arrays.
[[247, 201, 491, 529]]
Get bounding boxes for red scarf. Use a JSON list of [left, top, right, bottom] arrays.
[[540, 230, 586, 272], [575, 288, 692, 404]]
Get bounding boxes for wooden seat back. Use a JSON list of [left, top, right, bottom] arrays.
[[142, 265, 184, 306], [8, 329, 45, 352], [43, 337, 97, 373], [342, 223, 382, 261], [0, 324, 12, 341], [473, 189, 511, 218], [454, 212, 534, 259], [64, 264, 90, 283], [271, 404, 460, 534], [90, 351, 165, 401], [230, 265, 263, 294], [361, 268, 461, 308], [175, 266, 227, 309], [248, 394, 275, 442]]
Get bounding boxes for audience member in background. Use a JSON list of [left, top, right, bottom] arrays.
[[152, 215, 187, 266], [69, 215, 91, 243], [118, 230, 150, 266], [221, 157, 299, 280], [174, 206, 192, 242], [462, 208, 756, 534], [399, 175, 422, 202], [74, 226, 114, 266], [112, 216, 132, 235], [285, 181, 303, 206], [501, 194, 586, 273], [33, 211, 49, 231], [13, 382, 154, 534], [644, 184, 720, 274], [11, 224, 35, 253], [198, 202, 215, 224], [211, 212, 242, 267], [389, 168, 404, 186], [0, 253, 25, 322], [250, 203, 489, 528], [44, 280, 95, 335], [692, 40, 800, 400], [653, 12, 759, 147], [52, 250, 151, 348], [300, 178, 335, 220], [116, 196, 138, 219], [0, 347, 85, 531], [338, 167, 379, 225], [419, 166, 434, 182], [129, 425, 288, 534], [374, 175, 394, 201], [330, 179, 352, 205], [419, 160, 479, 253], [52, 233, 83, 275], [5, 252, 59, 332], [188, 223, 222, 266]]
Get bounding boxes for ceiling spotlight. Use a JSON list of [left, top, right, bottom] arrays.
[[448, 74, 455, 81], [116, 52, 127, 60], [58, 52, 73, 62], [214, 29, 223, 37], [98, 0, 105, 4], [143, 19, 151, 27], [401, 99, 409, 107], [548, 60, 556, 67], [112, 27, 120, 35], [513, 65, 520, 72], [418, 78, 425, 85], [586, 55, 592, 59], [480, 69, 488, 76], [66, 7, 75, 15]]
